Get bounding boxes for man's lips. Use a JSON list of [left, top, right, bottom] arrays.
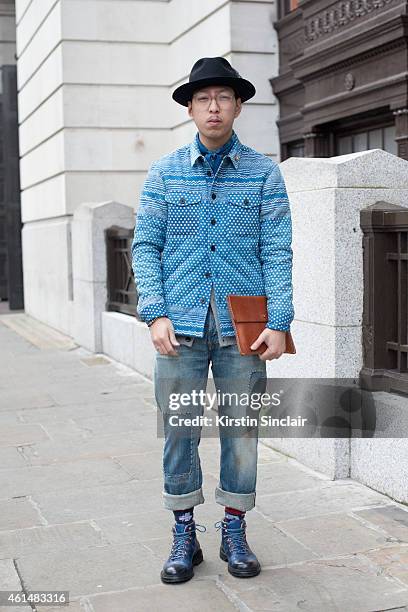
[[207, 119, 221, 124]]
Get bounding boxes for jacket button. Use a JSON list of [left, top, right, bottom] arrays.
[[207, 171, 212, 177], [204, 272, 211, 278], [180, 197, 185, 204], [210, 245, 216, 251], [211, 218, 216, 225], [200, 298, 206, 304], [244, 197, 249, 204], [211, 193, 216, 200]]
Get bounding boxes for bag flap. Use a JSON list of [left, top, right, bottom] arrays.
[[227, 294, 268, 323]]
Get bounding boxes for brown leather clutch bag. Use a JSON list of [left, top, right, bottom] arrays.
[[226, 294, 296, 356]]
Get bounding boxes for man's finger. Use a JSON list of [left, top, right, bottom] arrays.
[[169, 330, 180, 347], [250, 335, 263, 350]]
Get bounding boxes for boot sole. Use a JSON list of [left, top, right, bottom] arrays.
[[160, 548, 204, 584], [219, 546, 261, 578]]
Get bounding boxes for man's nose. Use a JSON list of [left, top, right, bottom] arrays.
[[209, 98, 220, 111]]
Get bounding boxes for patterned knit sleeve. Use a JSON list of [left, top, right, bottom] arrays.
[[131, 161, 168, 324], [259, 162, 294, 332]]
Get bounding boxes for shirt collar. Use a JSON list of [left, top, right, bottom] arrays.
[[189, 129, 243, 170]]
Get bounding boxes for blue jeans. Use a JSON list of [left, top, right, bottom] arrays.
[[154, 304, 267, 512]]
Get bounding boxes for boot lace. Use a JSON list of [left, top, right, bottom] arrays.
[[169, 523, 206, 561], [214, 519, 249, 555]]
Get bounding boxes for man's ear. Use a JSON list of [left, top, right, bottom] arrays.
[[187, 101, 193, 118], [234, 97, 242, 119]]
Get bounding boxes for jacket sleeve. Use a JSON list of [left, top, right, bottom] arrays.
[[259, 162, 294, 332], [131, 161, 168, 323]]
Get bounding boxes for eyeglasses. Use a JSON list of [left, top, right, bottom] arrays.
[[192, 93, 236, 109]]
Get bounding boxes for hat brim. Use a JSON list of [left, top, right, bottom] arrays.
[[172, 76, 256, 107]]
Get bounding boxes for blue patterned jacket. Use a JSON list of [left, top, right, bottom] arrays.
[[131, 130, 294, 337]]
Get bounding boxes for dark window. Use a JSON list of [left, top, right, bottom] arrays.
[[336, 125, 397, 156], [287, 140, 305, 158]]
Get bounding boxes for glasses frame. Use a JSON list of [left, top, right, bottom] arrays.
[[191, 91, 237, 110]]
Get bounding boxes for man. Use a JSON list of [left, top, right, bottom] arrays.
[[131, 57, 294, 584]]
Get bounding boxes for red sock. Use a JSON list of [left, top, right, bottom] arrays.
[[225, 506, 245, 521]]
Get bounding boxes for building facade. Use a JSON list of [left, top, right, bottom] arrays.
[[270, 0, 408, 160]]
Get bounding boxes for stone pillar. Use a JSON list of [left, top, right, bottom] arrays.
[[72, 201, 134, 353], [264, 149, 408, 479], [393, 108, 408, 161], [303, 129, 330, 157]]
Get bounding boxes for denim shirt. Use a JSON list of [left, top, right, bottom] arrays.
[[131, 130, 294, 338]]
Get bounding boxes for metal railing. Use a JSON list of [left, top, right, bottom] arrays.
[[360, 202, 408, 394], [106, 226, 140, 318]]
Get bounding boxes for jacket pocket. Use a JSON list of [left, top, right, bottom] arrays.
[[165, 191, 202, 236], [228, 192, 261, 237]]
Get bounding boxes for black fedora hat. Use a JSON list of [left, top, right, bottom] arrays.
[[172, 57, 256, 107]]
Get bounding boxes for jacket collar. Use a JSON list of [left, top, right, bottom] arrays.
[[190, 130, 242, 170]]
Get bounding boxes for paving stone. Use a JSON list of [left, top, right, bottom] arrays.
[[4, 314, 408, 611], [277, 512, 395, 556], [0, 498, 44, 531], [71, 413, 157, 437], [46, 384, 150, 407], [0, 423, 50, 447], [0, 447, 28, 469], [94, 509, 173, 544], [354, 505, 408, 543], [0, 558, 31, 611], [362, 545, 408, 586], [257, 443, 287, 464], [256, 482, 392, 522], [32, 480, 160, 523], [16, 399, 154, 425], [36, 603, 84, 612], [15, 543, 164, 598], [88, 578, 237, 612], [0, 458, 131, 499], [218, 555, 408, 611], [0, 390, 55, 412], [113, 451, 164, 481], [0, 522, 107, 559], [18, 431, 163, 466], [255, 461, 330, 497]]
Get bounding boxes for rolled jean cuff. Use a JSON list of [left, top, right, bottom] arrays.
[[162, 487, 205, 511], [215, 485, 256, 511]]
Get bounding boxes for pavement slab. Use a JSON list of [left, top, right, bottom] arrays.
[[1, 314, 408, 611]]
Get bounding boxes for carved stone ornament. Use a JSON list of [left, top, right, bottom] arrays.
[[304, 0, 394, 42], [345, 72, 355, 90]]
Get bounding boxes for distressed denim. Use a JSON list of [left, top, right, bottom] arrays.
[[154, 302, 267, 512]]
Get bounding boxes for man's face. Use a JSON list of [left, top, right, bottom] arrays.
[[187, 85, 242, 142]]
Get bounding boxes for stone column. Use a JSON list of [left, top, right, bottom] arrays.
[[264, 149, 408, 479], [72, 201, 134, 353], [393, 108, 408, 161]]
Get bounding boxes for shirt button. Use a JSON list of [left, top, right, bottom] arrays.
[[244, 197, 249, 205], [204, 272, 211, 278], [179, 197, 185, 204], [211, 218, 216, 225], [207, 171, 212, 177], [200, 298, 206, 304], [210, 245, 216, 251], [211, 193, 216, 200]]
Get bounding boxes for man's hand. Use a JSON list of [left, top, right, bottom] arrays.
[[250, 329, 286, 362], [149, 317, 180, 356]]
